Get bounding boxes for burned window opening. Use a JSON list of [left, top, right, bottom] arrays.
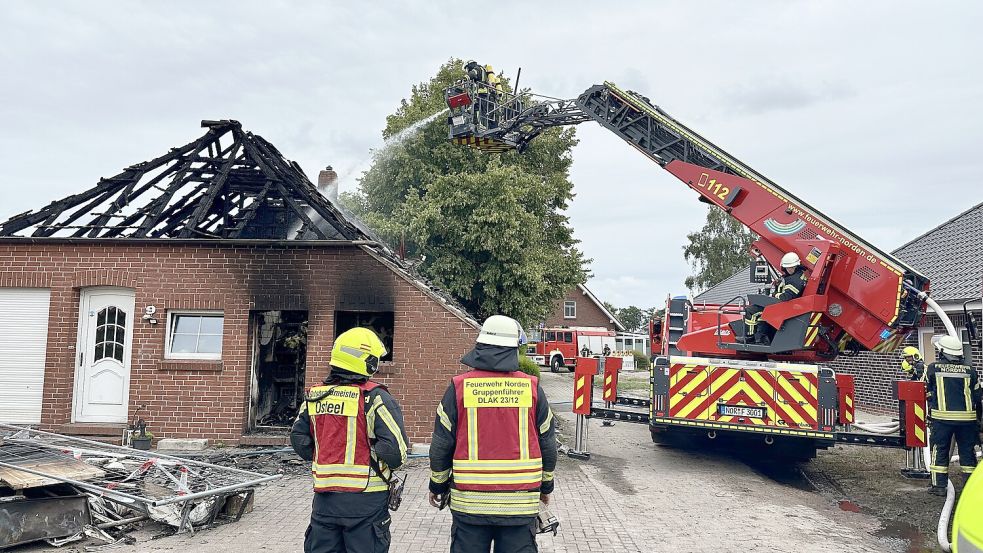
[[251, 310, 308, 429], [334, 311, 394, 363]]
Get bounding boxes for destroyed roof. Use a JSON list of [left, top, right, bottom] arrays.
[[0, 120, 366, 241], [0, 119, 480, 328], [695, 202, 983, 306]]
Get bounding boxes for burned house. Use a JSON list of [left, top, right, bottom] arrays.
[[0, 120, 478, 446]]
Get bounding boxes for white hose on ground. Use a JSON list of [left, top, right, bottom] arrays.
[[850, 421, 900, 434]]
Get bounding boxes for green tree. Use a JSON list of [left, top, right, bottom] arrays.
[[643, 307, 665, 324], [683, 206, 757, 293], [617, 305, 644, 332], [342, 58, 588, 325], [602, 301, 620, 320]]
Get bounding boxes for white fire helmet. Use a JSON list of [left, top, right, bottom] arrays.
[[476, 315, 527, 348]]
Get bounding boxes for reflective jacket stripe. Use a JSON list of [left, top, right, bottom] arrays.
[[449, 489, 540, 516], [437, 403, 453, 432]]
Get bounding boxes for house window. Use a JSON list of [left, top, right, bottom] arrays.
[[166, 311, 224, 359], [335, 311, 395, 362], [95, 306, 126, 362], [564, 301, 576, 319]]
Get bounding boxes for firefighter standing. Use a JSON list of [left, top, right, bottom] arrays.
[[290, 327, 409, 553], [901, 345, 926, 381], [926, 334, 977, 495], [428, 315, 557, 553], [744, 252, 809, 345]]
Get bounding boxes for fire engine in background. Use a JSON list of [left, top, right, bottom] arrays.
[[442, 66, 975, 461], [527, 327, 615, 372]]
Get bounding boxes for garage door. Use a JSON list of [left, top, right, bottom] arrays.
[[0, 288, 51, 424]]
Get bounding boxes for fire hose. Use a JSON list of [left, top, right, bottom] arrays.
[[850, 421, 900, 434]]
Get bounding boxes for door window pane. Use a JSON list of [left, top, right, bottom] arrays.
[[94, 307, 127, 362]]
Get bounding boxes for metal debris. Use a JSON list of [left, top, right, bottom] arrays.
[[0, 423, 280, 545]]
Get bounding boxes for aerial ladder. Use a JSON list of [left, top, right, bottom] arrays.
[[445, 66, 978, 552], [441, 67, 963, 462]]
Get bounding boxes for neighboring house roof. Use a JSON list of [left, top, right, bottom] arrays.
[[578, 283, 626, 331], [893, 202, 982, 304], [0, 119, 479, 329], [693, 267, 759, 305], [694, 202, 983, 307]]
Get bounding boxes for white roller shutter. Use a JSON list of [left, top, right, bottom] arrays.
[[0, 288, 51, 424]]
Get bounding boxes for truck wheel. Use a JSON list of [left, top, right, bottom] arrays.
[[550, 356, 563, 373], [651, 428, 670, 444]]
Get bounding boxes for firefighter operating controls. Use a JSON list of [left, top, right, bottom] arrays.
[[445, 72, 931, 364]]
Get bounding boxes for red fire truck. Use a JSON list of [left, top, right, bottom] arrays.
[[528, 327, 616, 372], [443, 70, 954, 459]]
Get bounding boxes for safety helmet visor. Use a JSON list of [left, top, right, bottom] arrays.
[[330, 327, 387, 377]]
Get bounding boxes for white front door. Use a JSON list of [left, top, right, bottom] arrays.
[[74, 288, 135, 423]]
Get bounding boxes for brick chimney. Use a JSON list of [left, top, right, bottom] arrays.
[[317, 166, 339, 202]]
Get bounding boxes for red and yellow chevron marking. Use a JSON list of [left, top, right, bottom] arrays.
[[669, 364, 712, 420], [871, 330, 906, 353], [574, 375, 587, 411], [843, 393, 855, 423], [774, 370, 819, 429], [452, 136, 513, 153], [803, 313, 823, 347], [667, 363, 820, 432], [602, 373, 615, 402], [912, 402, 926, 446]]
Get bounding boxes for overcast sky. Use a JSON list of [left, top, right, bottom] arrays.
[[2, 1, 981, 310]]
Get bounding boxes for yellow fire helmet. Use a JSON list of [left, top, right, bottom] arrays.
[[901, 346, 921, 372], [330, 327, 387, 377], [953, 465, 983, 551]]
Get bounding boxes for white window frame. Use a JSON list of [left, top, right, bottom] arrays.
[[165, 310, 224, 360], [564, 301, 576, 319]]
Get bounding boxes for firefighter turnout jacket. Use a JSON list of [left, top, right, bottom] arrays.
[[926, 360, 979, 422], [429, 344, 557, 524], [291, 375, 409, 514], [773, 266, 808, 302]]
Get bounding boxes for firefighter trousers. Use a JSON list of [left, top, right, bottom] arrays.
[[930, 420, 978, 489], [450, 518, 538, 553], [743, 305, 771, 344], [305, 502, 391, 553]]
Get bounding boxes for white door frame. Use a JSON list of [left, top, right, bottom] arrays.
[[73, 287, 135, 423]]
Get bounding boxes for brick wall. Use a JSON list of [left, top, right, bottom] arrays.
[[827, 312, 983, 413], [545, 287, 616, 330], [0, 241, 477, 445]]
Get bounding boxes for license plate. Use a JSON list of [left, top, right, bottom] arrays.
[[718, 404, 765, 419], [451, 115, 466, 126]]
